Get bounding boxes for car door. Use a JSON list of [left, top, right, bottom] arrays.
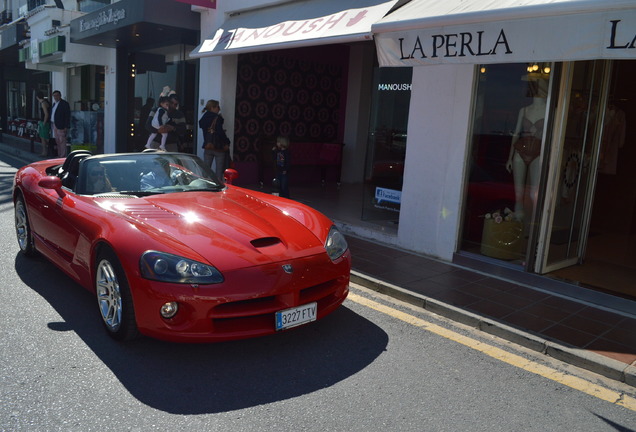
[[34, 184, 90, 275]]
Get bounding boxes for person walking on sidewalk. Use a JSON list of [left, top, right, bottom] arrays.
[[50, 90, 71, 158], [36, 92, 51, 157]]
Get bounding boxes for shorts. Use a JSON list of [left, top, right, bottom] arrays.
[[38, 121, 51, 140]]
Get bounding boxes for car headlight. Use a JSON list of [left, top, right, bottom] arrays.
[[140, 251, 223, 284], [325, 226, 348, 261]]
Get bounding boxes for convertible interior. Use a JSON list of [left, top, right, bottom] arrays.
[[47, 150, 223, 196]]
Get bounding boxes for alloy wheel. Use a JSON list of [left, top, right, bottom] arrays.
[[96, 259, 122, 332]]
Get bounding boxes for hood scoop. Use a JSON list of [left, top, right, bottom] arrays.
[[251, 237, 282, 249], [250, 237, 287, 257], [250, 237, 287, 256]]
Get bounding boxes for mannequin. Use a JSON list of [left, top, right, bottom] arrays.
[[506, 79, 548, 221], [599, 102, 626, 175]]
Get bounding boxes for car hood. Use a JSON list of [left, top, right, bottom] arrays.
[[105, 190, 327, 270]]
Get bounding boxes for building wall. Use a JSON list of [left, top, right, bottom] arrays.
[[398, 64, 475, 260]]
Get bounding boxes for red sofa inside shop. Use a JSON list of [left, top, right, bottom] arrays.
[[234, 142, 344, 187]]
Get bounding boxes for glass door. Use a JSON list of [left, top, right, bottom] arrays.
[[362, 67, 412, 223], [535, 61, 610, 273]]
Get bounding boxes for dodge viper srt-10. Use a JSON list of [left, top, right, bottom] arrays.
[[13, 150, 350, 342]]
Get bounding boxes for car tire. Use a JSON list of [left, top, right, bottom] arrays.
[[95, 248, 139, 341], [15, 194, 36, 257]]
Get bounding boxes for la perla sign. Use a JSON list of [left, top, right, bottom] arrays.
[[398, 29, 512, 61], [607, 19, 636, 49], [79, 8, 126, 32], [376, 9, 636, 67]]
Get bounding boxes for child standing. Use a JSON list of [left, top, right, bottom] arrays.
[[145, 96, 171, 150], [272, 136, 291, 198]]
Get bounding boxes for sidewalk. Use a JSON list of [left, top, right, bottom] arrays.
[[2, 134, 634, 386], [0, 133, 47, 164], [346, 235, 636, 386]]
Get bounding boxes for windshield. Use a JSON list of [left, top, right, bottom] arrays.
[[75, 152, 224, 196]]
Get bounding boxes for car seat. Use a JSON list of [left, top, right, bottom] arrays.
[[61, 151, 93, 190]]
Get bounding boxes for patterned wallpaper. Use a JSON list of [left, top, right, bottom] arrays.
[[233, 48, 348, 165]]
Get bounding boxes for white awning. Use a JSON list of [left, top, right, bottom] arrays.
[[373, 0, 636, 66], [191, 0, 399, 58]]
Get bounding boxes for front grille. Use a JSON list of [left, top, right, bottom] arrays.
[[212, 295, 281, 318], [210, 277, 344, 333], [299, 279, 337, 304]]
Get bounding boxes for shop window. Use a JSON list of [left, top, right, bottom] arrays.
[[7, 81, 26, 119], [128, 48, 197, 153], [362, 67, 412, 223], [78, 0, 112, 13], [5, 81, 31, 138], [68, 65, 105, 154], [27, 0, 46, 11], [460, 63, 552, 263]]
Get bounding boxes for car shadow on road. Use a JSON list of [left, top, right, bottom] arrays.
[[15, 253, 388, 415]]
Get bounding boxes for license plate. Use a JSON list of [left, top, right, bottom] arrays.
[[275, 302, 317, 331]]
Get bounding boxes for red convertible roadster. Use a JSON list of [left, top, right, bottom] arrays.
[[13, 151, 350, 342]]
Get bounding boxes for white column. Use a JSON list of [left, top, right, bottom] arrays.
[[195, 2, 238, 160], [103, 50, 118, 154], [50, 70, 68, 100], [398, 64, 475, 260]]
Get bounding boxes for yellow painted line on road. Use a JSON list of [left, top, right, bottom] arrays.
[[348, 292, 636, 412]]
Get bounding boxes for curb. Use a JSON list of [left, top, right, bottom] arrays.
[[351, 270, 635, 386], [0, 141, 43, 166]]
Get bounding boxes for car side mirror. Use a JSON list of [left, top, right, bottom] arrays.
[[39, 176, 65, 195], [224, 168, 239, 185]]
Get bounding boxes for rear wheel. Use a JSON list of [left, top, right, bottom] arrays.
[[95, 248, 139, 341], [14, 194, 36, 256]]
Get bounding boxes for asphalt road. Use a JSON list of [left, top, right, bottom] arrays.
[[1, 154, 635, 431]]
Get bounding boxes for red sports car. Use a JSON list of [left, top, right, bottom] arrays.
[[13, 151, 350, 342]]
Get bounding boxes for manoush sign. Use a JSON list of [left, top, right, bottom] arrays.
[[375, 9, 636, 66], [192, 0, 398, 57]]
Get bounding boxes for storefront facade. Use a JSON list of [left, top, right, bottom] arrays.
[[6, 0, 199, 155], [372, 0, 636, 309], [69, 0, 199, 154], [0, 6, 50, 146], [17, 0, 114, 154], [190, 0, 410, 211]]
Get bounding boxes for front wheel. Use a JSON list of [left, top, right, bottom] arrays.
[[15, 194, 36, 256], [95, 248, 139, 341]]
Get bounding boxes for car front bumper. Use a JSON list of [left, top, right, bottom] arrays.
[[130, 251, 351, 342]]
